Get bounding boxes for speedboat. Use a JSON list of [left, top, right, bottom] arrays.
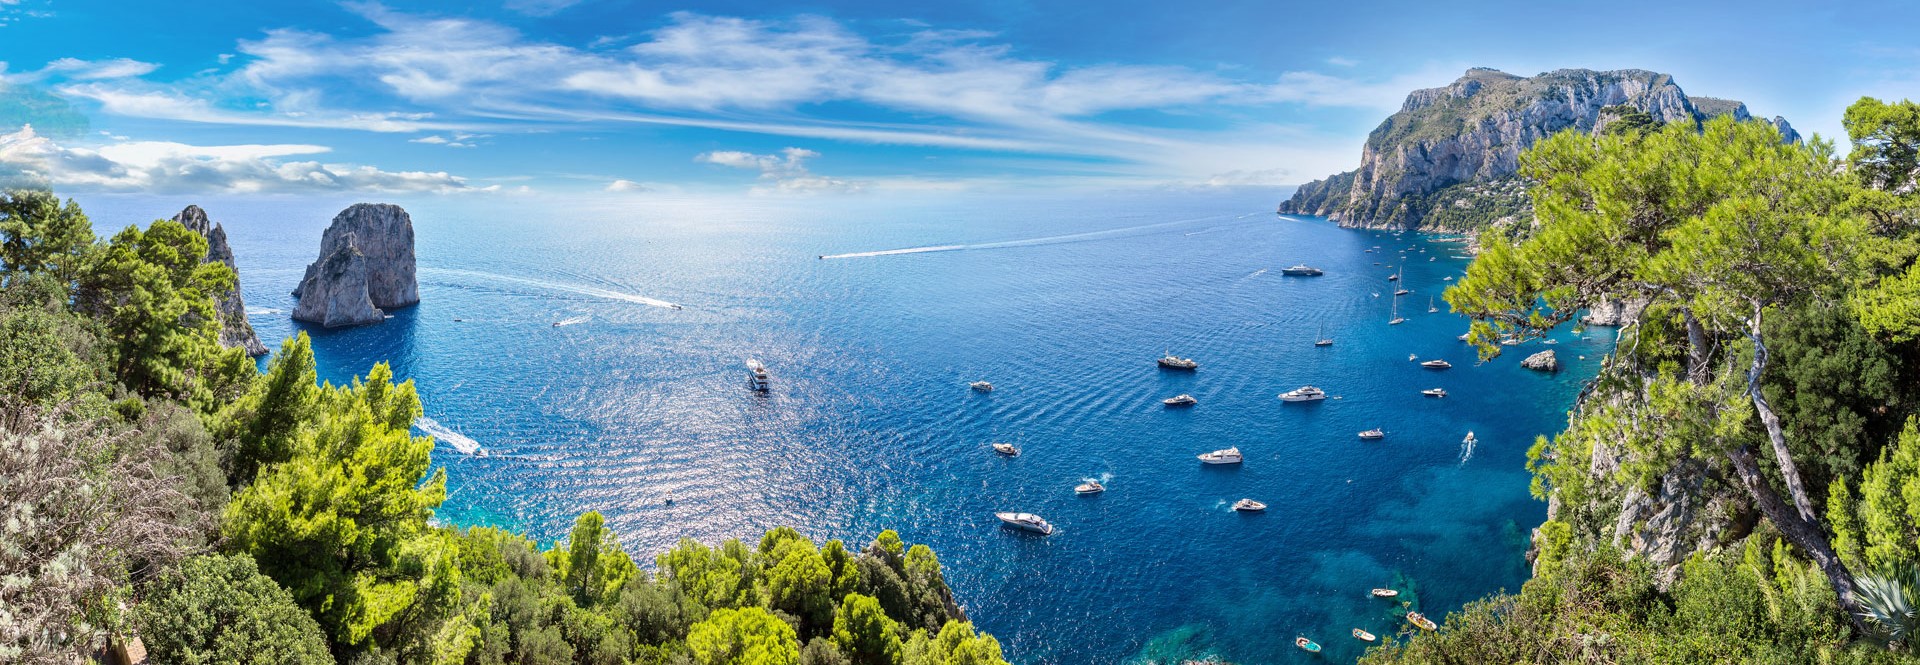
[[1278, 386, 1327, 402], [746, 360, 771, 392], [1157, 353, 1199, 370], [1198, 447, 1243, 464], [995, 512, 1054, 535], [1295, 637, 1321, 653], [1163, 394, 1197, 407], [1358, 429, 1385, 440], [1280, 264, 1324, 276], [1352, 628, 1377, 642], [1464, 431, 1477, 444], [1407, 612, 1437, 631], [1421, 359, 1452, 369], [1075, 480, 1105, 495], [970, 381, 994, 392], [1371, 588, 1400, 598], [1232, 498, 1267, 512], [991, 442, 1020, 456], [1457, 333, 1471, 341], [1422, 388, 1448, 397]]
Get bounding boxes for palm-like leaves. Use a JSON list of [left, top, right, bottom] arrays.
[[1856, 564, 1920, 649]]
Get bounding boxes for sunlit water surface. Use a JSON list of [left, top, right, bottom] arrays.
[[87, 191, 1604, 664]]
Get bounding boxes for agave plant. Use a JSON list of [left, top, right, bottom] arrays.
[[1856, 563, 1920, 651]]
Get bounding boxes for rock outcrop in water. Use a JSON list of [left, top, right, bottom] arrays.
[[172, 205, 268, 356], [1277, 68, 1800, 232], [291, 203, 418, 328], [1521, 349, 1558, 372]]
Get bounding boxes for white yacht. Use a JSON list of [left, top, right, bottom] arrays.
[[1158, 353, 1199, 370], [1278, 386, 1327, 402], [746, 360, 771, 392], [995, 512, 1055, 535], [1421, 359, 1452, 369], [1163, 394, 1197, 407], [970, 381, 994, 392], [1232, 498, 1268, 512], [1358, 429, 1385, 440], [1422, 388, 1448, 397], [1198, 447, 1243, 464], [991, 442, 1020, 456], [1075, 480, 1105, 495], [1281, 264, 1324, 276]]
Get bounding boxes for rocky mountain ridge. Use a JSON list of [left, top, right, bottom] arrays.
[[1278, 68, 1799, 231], [172, 205, 268, 356]]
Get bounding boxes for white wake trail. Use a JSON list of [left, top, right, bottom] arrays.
[[820, 213, 1253, 260], [415, 416, 482, 455], [427, 268, 682, 309]]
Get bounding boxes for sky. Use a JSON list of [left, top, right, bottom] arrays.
[[0, 0, 1916, 199]]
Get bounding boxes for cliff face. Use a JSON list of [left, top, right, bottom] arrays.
[[172, 206, 268, 356], [1278, 68, 1800, 231], [291, 204, 418, 328]]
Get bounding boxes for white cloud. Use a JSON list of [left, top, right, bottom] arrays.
[[605, 178, 648, 192], [408, 131, 487, 147], [504, 0, 583, 17], [36, 57, 159, 80], [0, 125, 478, 194], [697, 146, 860, 194], [1202, 168, 1293, 188], [1327, 56, 1358, 67]]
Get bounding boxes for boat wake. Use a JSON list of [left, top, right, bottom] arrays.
[[428, 268, 681, 309], [554, 314, 591, 327], [1459, 433, 1476, 465], [819, 214, 1244, 260], [415, 416, 483, 455]]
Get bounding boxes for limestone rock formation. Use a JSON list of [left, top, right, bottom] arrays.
[[291, 204, 418, 328], [172, 206, 268, 356], [1521, 349, 1558, 372], [1277, 68, 1800, 232], [1580, 297, 1648, 327]]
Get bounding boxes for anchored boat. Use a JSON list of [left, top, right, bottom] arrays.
[[1157, 353, 1199, 370], [970, 381, 994, 392], [1280, 264, 1324, 276], [1407, 612, 1437, 631], [1198, 447, 1243, 464], [995, 512, 1054, 535], [1422, 388, 1448, 397], [1163, 394, 1197, 407], [1353, 628, 1377, 642], [1295, 637, 1322, 653], [1421, 359, 1452, 369], [746, 360, 771, 392], [1278, 386, 1327, 402], [1232, 498, 1267, 512], [1075, 480, 1105, 495], [991, 442, 1020, 456], [1358, 429, 1385, 440]]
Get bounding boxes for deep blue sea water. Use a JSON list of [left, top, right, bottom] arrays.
[[86, 191, 1607, 664]]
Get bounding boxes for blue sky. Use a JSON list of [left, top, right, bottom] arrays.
[[0, 0, 1915, 198]]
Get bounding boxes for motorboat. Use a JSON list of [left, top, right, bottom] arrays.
[[1458, 333, 1471, 341], [1407, 612, 1437, 631], [1075, 480, 1105, 495], [1163, 394, 1197, 407], [1358, 429, 1385, 440], [1157, 353, 1199, 370], [746, 360, 771, 392], [1280, 264, 1324, 276], [1409, 353, 1418, 362], [970, 381, 994, 392], [1198, 447, 1243, 464], [1371, 588, 1400, 598], [1422, 388, 1448, 397], [995, 512, 1055, 535], [1387, 273, 1400, 282], [1353, 628, 1377, 642], [991, 442, 1020, 456], [1278, 386, 1327, 402], [1421, 359, 1452, 369], [1232, 498, 1267, 512], [1395, 288, 1412, 296], [1464, 431, 1477, 445], [1295, 637, 1321, 653]]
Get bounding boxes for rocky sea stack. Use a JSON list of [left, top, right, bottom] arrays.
[[291, 203, 419, 328], [1278, 68, 1798, 232], [172, 205, 268, 356], [1521, 349, 1558, 372]]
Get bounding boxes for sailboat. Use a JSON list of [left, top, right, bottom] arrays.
[[1428, 296, 1438, 313], [1389, 291, 1406, 325], [1315, 322, 1333, 347]]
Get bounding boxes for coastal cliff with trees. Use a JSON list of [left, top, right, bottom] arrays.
[[1277, 68, 1799, 232], [1358, 98, 1920, 662], [0, 193, 1010, 665]]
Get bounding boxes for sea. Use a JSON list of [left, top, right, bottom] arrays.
[[84, 190, 1606, 664]]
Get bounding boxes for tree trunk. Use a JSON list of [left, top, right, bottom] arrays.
[[1744, 302, 1821, 525], [1727, 445, 1868, 633], [1684, 311, 1711, 386]]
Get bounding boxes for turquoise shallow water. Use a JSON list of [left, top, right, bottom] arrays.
[[89, 191, 1605, 664]]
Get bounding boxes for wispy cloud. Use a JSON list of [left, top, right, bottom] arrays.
[[697, 147, 861, 194], [0, 125, 480, 194]]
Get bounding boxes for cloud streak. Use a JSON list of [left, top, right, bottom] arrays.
[[697, 146, 861, 194], [0, 125, 479, 194]]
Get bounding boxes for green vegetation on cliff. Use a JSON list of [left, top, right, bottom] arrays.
[[0, 192, 1008, 665], [1366, 98, 1920, 662]]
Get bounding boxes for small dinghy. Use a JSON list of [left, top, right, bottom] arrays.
[[1422, 388, 1448, 397], [1295, 637, 1321, 653], [1163, 394, 1197, 407], [1407, 612, 1437, 631], [1075, 480, 1105, 495], [1371, 588, 1400, 598], [1358, 429, 1385, 440], [1232, 498, 1267, 512], [991, 442, 1020, 457], [1197, 447, 1243, 465], [1352, 628, 1377, 642]]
